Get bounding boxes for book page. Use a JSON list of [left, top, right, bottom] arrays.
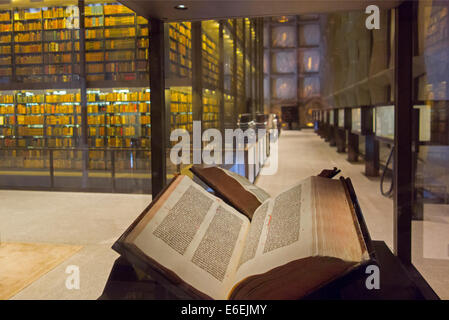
[[223, 169, 271, 202], [125, 176, 250, 300], [233, 177, 316, 285], [232, 176, 368, 290]]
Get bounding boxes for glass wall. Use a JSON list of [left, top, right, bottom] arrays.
[[412, 0, 449, 299], [164, 18, 263, 184], [0, 1, 151, 193]]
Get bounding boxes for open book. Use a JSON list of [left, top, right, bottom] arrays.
[[113, 174, 372, 300]]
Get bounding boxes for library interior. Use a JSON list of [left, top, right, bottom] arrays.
[[0, 0, 448, 300]]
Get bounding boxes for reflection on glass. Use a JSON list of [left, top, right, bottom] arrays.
[[300, 77, 320, 98], [271, 51, 296, 73], [272, 77, 296, 100], [271, 25, 296, 47], [298, 49, 320, 72], [298, 24, 320, 46]]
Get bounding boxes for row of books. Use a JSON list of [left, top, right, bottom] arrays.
[[203, 92, 220, 129], [16, 105, 81, 114], [168, 23, 192, 78], [202, 32, 219, 88], [87, 103, 150, 114]]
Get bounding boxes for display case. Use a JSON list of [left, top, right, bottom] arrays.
[[374, 105, 394, 140], [338, 108, 345, 128], [351, 108, 362, 133]]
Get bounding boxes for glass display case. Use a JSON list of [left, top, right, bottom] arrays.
[[374, 105, 394, 140], [338, 109, 345, 128], [351, 108, 361, 133]]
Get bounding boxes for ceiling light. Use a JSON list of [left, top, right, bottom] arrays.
[[174, 4, 188, 10]]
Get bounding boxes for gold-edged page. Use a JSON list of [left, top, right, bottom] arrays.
[[223, 169, 271, 202], [312, 176, 367, 262], [233, 177, 317, 285], [127, 175, 250, 300]]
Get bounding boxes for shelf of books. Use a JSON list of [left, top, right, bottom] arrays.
[[86, 87, 150, 148], [12, 6, 81, 84], [169, 87, 192, 145], [202, 89, 219, 130], [202, 29, 219, 89], [168, 22, 192, 79], [85, 2, 149, 83], [86, 86, 151, 171], [0, 88, 81, 170]]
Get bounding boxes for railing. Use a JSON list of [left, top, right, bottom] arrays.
[[0, 130, 273, 193]]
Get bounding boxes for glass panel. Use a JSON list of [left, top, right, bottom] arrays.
[[271, 77, 296, 100], [298, 24, 320, 46], [413, 1, 449, 299], [271, 25, 296, 48], [299, 76, 320, 98], [298, 49, 320, 73], [271, 50, 296, 74]]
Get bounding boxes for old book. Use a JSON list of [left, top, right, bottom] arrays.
[[113, 174, 372, 300], [190, 166, 271, 220]]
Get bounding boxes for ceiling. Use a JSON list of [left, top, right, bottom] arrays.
[[119, 0, 402, 21]]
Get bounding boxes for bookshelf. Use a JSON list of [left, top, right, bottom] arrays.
[[0, 88, 81, 169], [169, 87, 193, 143], [86, 87, 151, 149], [11, 6, 81, 84], [202, 89, 219, 130], [0, 10, 12, 83], [201, 22, 219, 89], [85, 2, 149, 82], [168, 22, 192, 79]]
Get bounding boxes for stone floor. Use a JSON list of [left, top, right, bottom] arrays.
[[0, 190, 151, 299], [1, 129, 447, 299]]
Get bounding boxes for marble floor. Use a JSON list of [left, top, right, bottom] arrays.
[[0, 129, 447, 299]]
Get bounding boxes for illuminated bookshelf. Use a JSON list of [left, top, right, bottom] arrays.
[[202, 89, 219, 130], [168, 22, 192, 79], [201, 22, 219, 89], [86, 87, 151, 148], [85, 2, 149, 83], [169, 87, 193, 144]]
